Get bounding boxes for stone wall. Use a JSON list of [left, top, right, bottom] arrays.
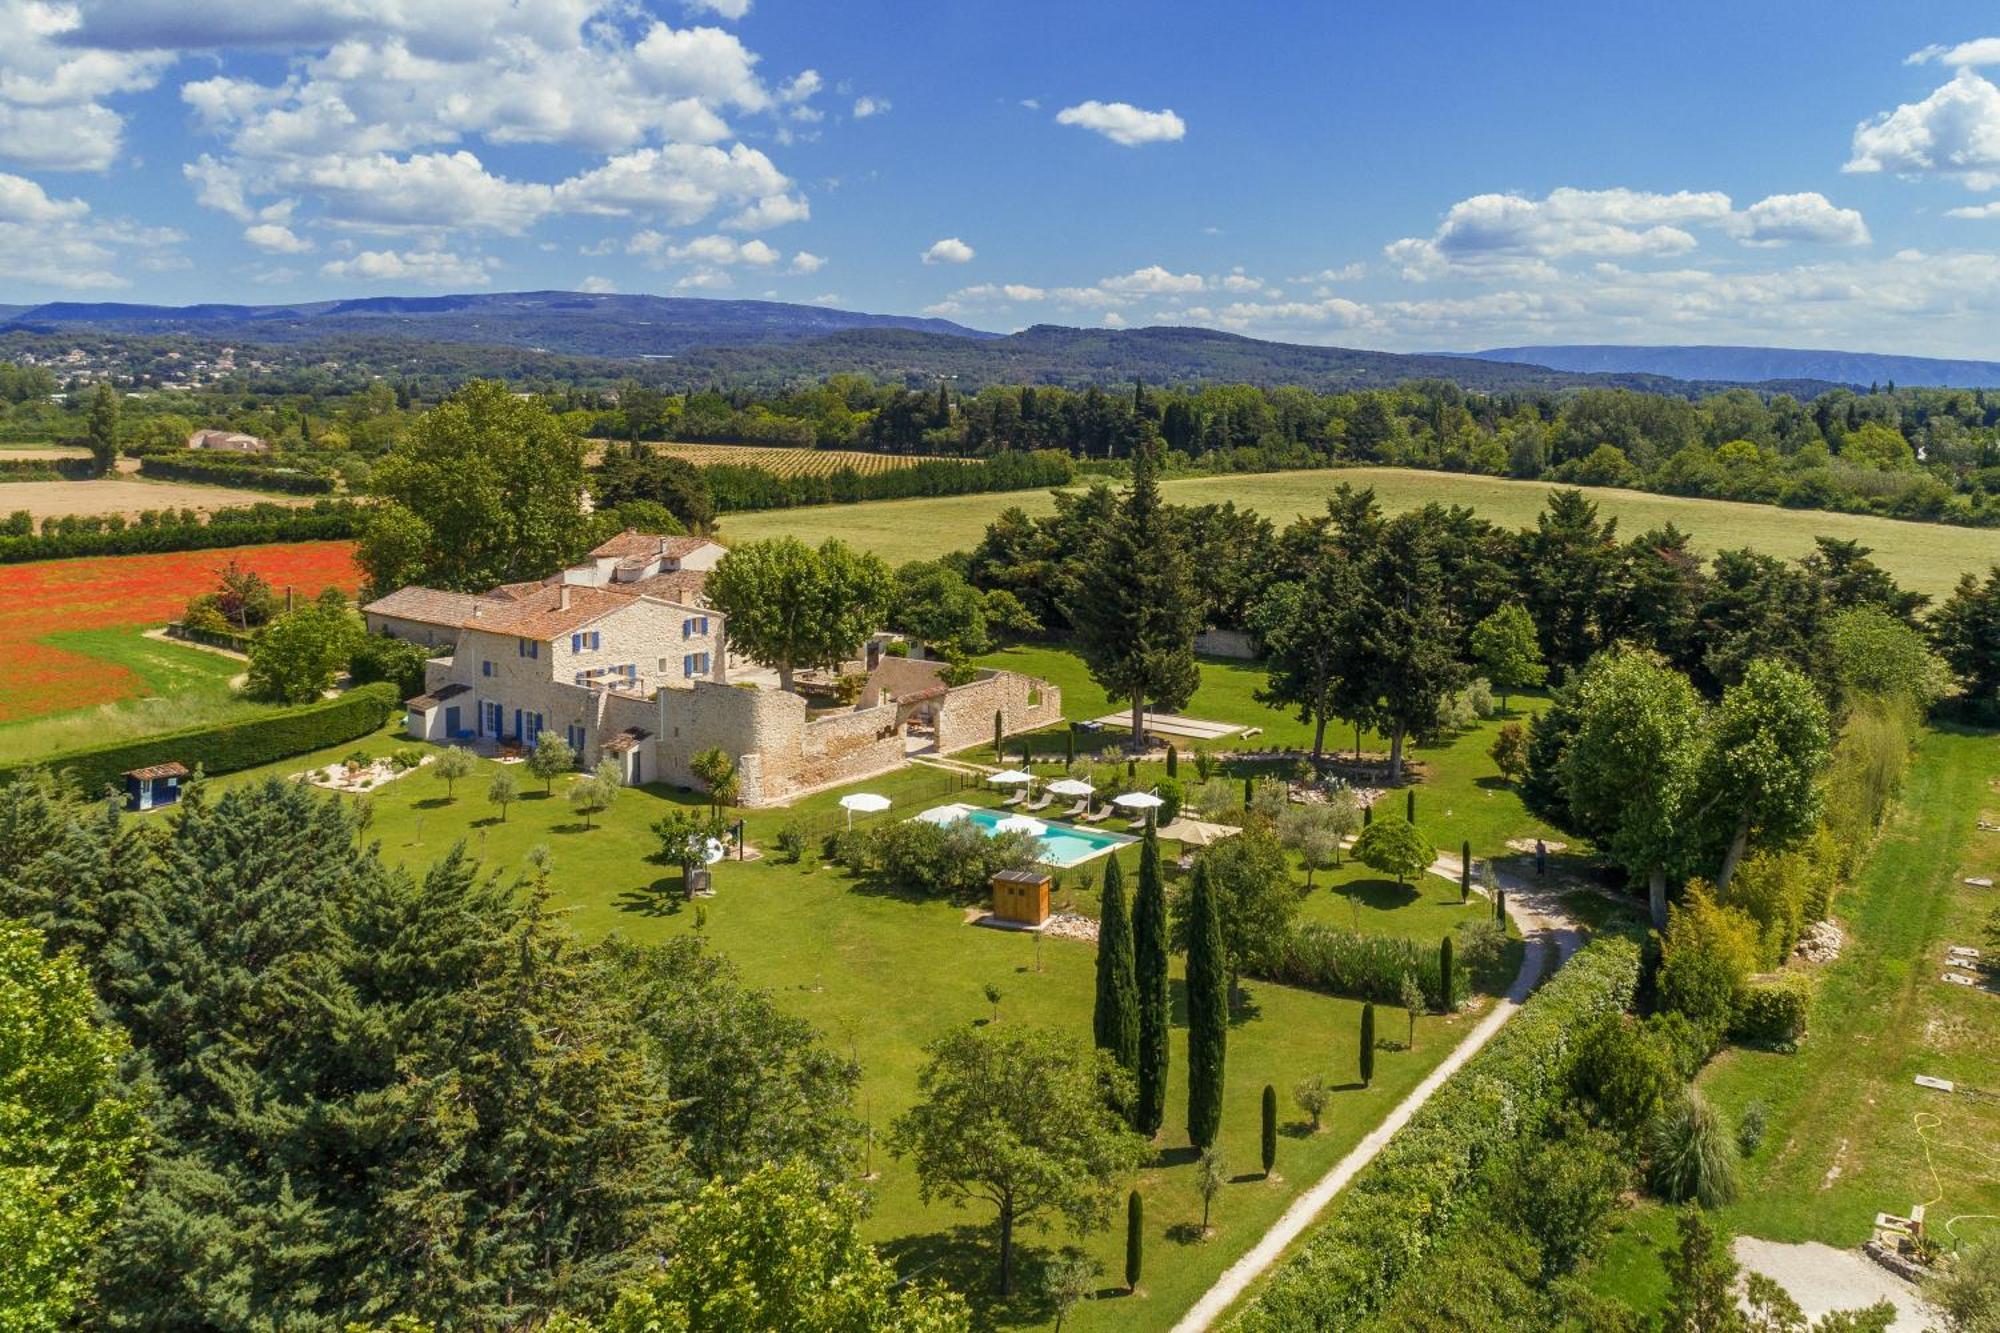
[[1195, 628, 1259, 659], [366, 611, 455, 649], [934, 669, 1064, 756], [654, 680, 906, 806]]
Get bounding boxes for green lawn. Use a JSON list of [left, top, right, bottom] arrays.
[[201, 645, 1563, 1330], [0, 628, 265, 764], [724, 466, 2000, 603], [1588, 724, 2000, 1313]]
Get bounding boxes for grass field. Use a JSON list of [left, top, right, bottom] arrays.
[[1589, 724, 2000, 1314], [606, 439, 966, 475], [0, 541, 359, 736], [0, 475, 317, 520], [204, 643, 1545, 1331], [724, 466, 2000, 602]]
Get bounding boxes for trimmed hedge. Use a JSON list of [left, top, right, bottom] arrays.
[[1257, 924, 1468, 1010], [1234, 936, 1642, 1333], [140, 455, 336, 495], [1731, 972, 1815, 1047], [0, 682, 400, 797], [0, 504, 362, 563], [0, 456, 94, 480]]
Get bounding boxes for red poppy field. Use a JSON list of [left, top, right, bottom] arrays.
[[0, 541, 359, 725]]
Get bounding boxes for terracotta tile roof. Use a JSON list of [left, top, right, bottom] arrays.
[[364, 586, 494, 627], [460, 584, 633, 640], [125, 761, 189, 780], [406, 682, 469, 710], [620, 570, 708, 605], [485, 579, 548, 602], [588, 530, 720, 562], [602, 726, 652, 754]]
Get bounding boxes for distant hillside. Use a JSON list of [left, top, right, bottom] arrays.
[[0, 291, 991, 358], [1472, 343, 2000, 389], [671, 324, 1732, 394]]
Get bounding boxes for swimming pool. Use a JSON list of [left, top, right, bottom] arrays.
[[915, 803, 1134, 868]]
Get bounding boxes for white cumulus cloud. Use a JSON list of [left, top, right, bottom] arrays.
[[244, 222, 313, 253], [1724, 192, 1870, 247], [1055, 99, 1186, 146], [923, 236, 975, 264], [788, 250, 825, 274], [320, 248, 497, 285], [1847, 68, 2000, 189], [853, 96, 890, 118], [1100, 264, 1204, 294]]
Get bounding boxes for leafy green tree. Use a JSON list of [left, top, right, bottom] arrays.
[[889, 1025, 1146, 1295], [890, 560, 993, 662], [432, 744, 475, 798], [652, 808, 729, 896], [1931, 566, 2000, 707], [1184, 859, 1227, 1150], [708, 537, 892, 692], [0, 919, 144, 1332], [1660, 1207, 1741, 1333], [1278, 801, 1350, 887], [1132, 830, 1171, 1137], [365, 381, 590, 591], [1361, 510, 1467, 784], [1699, 659, 1830, 891], [689, 746, 739, 815], [1558, 648, 1705, 925], [1252, 523, 1364, 761], [1487, 1114, 1630, 1282], [1468, 603, 1547, 711], [1173, 823, 1297, 1008], [1488, 721, 1529, 785], [1092, 854, 1139, 1073], [1061, 438, 1201, 747], [527, 729, 576, 792], [86, 381, 119, 473], [1351, 814, 1435, 886], [1196, 1147, 1226, 1232], [1826, 607, 1948, 710], [605, 937, 860, 1182], [1043, 1248, 1099, 1333], [569, 757, 622, 829], [486, 769, 517, 821], [1925, 1240, 2000, 1333], [245, 602, 360, 703], [599, 1160, 969, 1333], [1293, 1075, 1329, 1131], [33, 780, 682, 1327], [1519, 489, 1621, 675], [1657, 885, 1759, 1039]]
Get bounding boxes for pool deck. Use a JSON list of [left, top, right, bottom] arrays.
[[914, 802, 1134, 867]]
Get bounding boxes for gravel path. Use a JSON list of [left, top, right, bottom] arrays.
[[1168, 855, 1583, 1331], [1734, 1238, 1931, 1331]]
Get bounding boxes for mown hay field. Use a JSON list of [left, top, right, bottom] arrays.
[[723, 466, 2000, 603], [595, 439, 967, 476]]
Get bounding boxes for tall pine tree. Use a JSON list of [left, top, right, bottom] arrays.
[[1061, 437, 1201, 748], [1132, 830, 1171, 1136], [1092, 855, 1139, 1071], [1185, 858, 1227, 1151]]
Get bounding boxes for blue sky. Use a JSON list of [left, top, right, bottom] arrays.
[[7, 1, 2000, 355]]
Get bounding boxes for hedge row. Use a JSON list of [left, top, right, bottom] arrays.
[[0, 456, 94, 480], [0, 508, 362, 563], [140, 455, 337, 495], [0, 682, 401, 796], [1234, 936, 1643, 1333], [703, 449, 1075, 513], [1257, 923, 1468, 1010]]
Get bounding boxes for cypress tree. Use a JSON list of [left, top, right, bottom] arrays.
[[1439, 935, 1456, 1011], [994, 709, 1004, 759], [1166, 743, 1179, 777], [1243, 775, 1253, 809], [1066, 728, 1076, 765], [1495, 887, 1506, 923], [1360, 1002, 1376, 1087], [1186, 859, 1226, 1150], [1125, 1189, 1144, 1293], [1260, 1084, 1278, 1177], [1363, 801, 1372, 827], [1406, 787, 1416, 822], [1092, 856, 1139, 1071], [1133, 830, 1171, 1136], [1460, 840, 1471, 901]]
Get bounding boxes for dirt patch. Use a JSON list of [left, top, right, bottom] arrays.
[[0, 477, 315, 520], [0, 445, 90, 460]]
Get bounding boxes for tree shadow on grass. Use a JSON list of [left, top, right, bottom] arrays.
[[1474, 775, 1516, 793], [1164, 1221, 1209, 1246], [412, 796, 455, 810], [1344, 877, 1420, 913], [1280, 1120, 1315, 1140], [877, 1225, 1063, 1328], [614, 881, 684, 918], [1153, 1144, 1201, 1169]]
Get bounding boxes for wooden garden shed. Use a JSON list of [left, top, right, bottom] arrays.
[[990, 867, 1051, 927]]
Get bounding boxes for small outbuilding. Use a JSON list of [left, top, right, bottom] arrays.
[[990, 867, 1052, 928], [124, 761, 189, 812]]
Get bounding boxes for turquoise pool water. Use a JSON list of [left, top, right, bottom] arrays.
[[921, 804, 1134, 868]]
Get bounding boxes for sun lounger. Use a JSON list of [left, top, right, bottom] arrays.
[[1000, 789, 1025, 808], [1079, 806, 1112, 825], [1126, 816, 1151, 832], [1025, 793, 1054, 812], [1060, 799, 1088, 819]]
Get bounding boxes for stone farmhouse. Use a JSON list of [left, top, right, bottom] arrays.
[[186, 428, 271, 454], [363, 531, 1061, 804]]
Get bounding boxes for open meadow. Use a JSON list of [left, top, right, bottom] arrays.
[[596, 439, 967, 475], [0, 540, 359, 758], [207, 644, 1544, 1331], [723, 466, 2000, 603]]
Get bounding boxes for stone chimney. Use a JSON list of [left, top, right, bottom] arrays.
[[559, 585, 571, 611]]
